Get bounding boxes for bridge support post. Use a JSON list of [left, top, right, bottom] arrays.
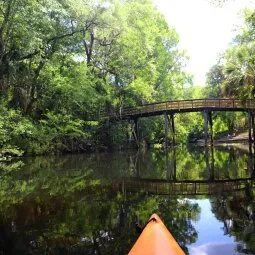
[[204, 110, 208, 147], [171, 147, 177, 181], [248, 111, 252, 143], [252, 112, 255, 143], [164, 112, 175, 150], [249, 140, 253, 177], [253, 113, 255, 175], [248, 110, 255, 143], [165, 148, 177, 181], [248, 111, 255, 176], [204, 110, 215, 180], [134, 118, 139, 148], [205, 146, 215, 181], [129, 118, 139, 148], [208, 111, 215, 176], [208, 111, 214, 147], [203, 110, 213, 147], [170, 113, 176, 147], [164, 112, 169, 151]]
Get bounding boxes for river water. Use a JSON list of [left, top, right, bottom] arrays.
[[0, 145, 254, 254]]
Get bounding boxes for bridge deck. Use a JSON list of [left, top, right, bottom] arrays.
[[105, 99, 255, 119]]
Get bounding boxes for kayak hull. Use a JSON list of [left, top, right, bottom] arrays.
[[128, 213, 185, 255]]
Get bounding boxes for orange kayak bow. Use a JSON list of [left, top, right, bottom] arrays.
[[128, 213, 185, 255]]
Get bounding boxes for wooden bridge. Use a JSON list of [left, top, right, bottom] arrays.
[[102, 99, 255, 147], [106, 98, 255, 119]]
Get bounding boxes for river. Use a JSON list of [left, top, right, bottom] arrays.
[[0, 145, 254, 254]]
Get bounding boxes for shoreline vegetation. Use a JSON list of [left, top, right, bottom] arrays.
[[0, 126, 252, 161]]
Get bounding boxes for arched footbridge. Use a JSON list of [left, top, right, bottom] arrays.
[[101, 98, 255, 147], [104, 98, 255, 119]]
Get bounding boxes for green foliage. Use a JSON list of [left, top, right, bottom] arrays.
[[0, 102, 29, 156], [205, 8, 255, 132], [1, 0, 250, 153], [0, 0, 194, 153], [205, 62, 224, 98], [206, 8, 255, 100], [223, 42, 255, 98], [213, 112, 247, 135], [0, 101, 98, 155]]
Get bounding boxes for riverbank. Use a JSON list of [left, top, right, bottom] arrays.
[[214, 130, 252, 144], [196, 130, 253, 149]]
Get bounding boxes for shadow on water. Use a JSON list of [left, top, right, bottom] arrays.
[[0, 145, 255, 254]]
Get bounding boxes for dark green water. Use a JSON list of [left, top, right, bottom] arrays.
[[0, 145, 254, 254]]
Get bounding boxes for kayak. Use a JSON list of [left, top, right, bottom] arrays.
[[128, 213, 185, 255]]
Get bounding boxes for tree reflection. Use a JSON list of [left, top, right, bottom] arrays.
[[0, 145, 254, 254], [211, 183, 255, 254], [0, 164, 200, 254]]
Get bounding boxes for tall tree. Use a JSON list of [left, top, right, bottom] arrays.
[[222, 9, 255, 99], [205, 58, 225, 98]]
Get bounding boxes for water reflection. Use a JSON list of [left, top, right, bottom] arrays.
[[0, 145, 254, 254], [190, 242, 246, 255]]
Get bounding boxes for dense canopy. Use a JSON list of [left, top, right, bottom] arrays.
[[0, 0, 255, 155]]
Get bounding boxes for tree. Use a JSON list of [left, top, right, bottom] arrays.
[[205, 60, 225, 98], [0, 0, 193, 153], [222, 9, 255, 99]]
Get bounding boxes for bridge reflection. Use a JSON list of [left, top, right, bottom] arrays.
[[115, 145, 255, 196], [117, 177, 255, 196]]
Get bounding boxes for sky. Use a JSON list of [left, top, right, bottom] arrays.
[[154, 0, 255, 85], [187, 200, 240, 255]]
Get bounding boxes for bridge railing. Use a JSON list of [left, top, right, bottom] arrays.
[[119, 99, 255, 118], [100, 99, 255, 119]]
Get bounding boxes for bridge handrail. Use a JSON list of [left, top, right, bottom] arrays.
[[101, 99, 255, 119], [121, 99, 255, 117]]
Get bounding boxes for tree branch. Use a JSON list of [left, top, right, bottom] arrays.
[[46, 28, 84, 44]]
